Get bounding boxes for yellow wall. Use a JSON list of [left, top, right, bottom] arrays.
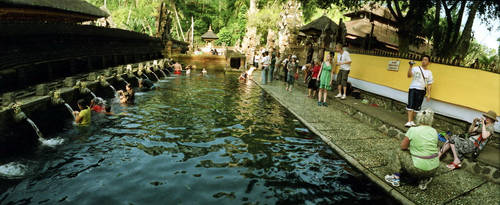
[[340, 53, 500, 114]]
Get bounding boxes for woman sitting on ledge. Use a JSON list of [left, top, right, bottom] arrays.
[[385, 109, 439, 190], [438, 110, 497, 170]]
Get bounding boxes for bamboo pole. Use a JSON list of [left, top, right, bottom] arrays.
[[173, 3, 186, 42], [191, 16, 194, 46]]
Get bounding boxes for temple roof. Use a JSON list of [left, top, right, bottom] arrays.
[[300, 15, 338, 36], [0, 0, 108, 22], [201, 25, 218, 40]]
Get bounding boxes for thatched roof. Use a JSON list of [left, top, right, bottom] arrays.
[[201, 26, 218, 40], [345, 18, 398, 46], [0, 0, 108, 20], [300, 15, 339, 36], [345, 18, 431, 53], [344, 4, 396, 27]]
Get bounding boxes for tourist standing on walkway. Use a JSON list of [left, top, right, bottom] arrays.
[[268, 52, 276, 83], [405, 55, 433, 127], [285, 55, 298, 92], [282, 55, 291, 85], [317, 53, 334, 106], [308, 60, 321, 98], [438, 110, 497, 170], [385, 109, 439, 190], [261, 51, 270, 84], [334, 44, 352, 100], [253, 52, 260, 68], [274, 52, 281, 80]]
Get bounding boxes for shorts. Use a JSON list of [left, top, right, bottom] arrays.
[[308, 79, 318, 90], [448, 136, 476, 159], [336, 70, 350, 87], [406, 89, 426, 111]]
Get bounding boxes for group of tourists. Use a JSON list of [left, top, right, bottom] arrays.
[[383, 56, 498, 190], [250, 44, 498, 191], [269, 44, 352, 106]]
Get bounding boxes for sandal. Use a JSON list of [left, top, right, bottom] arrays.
[[447, 162, 462, 170], [418, 177, 433, 190]]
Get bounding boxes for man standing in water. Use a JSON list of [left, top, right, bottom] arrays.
[[173, 62, 183, 74], [334, 44, 352, 100]]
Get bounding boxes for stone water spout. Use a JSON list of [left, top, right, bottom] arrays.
[[49, 90, 65, 105], [116, 75, 129, 86], [7, 103, 63, 146], [8, 103, 27, 123], [138, 70, 150, 80], [146, 67, 160, 81], [74, 81, 96, 99], [48, 90, 75, 121], [97, 75, 110, 87]]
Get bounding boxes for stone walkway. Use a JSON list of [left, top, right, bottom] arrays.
[[251, 72, 500, 205]]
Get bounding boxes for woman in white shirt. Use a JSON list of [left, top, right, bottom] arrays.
[[405, 55, 433, 127]]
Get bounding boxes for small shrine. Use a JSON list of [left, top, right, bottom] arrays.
[[200, 25, 219, 52]]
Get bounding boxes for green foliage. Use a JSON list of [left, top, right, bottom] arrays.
[[247, 2, 281, 45], [214, 4, 248, 46], [464, 40, 495, 65], [85, 0, 161, 36]]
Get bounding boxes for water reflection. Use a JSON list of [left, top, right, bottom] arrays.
[[0, 72, 394, 204]]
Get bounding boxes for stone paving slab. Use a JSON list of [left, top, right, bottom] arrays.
[[334, 138, 400, 153], [321, 128, 385, 140], [370, 166, 486, 204], [447, 182, 500, 205]]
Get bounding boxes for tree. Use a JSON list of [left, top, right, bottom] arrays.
[[428, 0, 500, 58]]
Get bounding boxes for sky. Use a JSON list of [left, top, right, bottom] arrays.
[[472, 16, 500, 51]]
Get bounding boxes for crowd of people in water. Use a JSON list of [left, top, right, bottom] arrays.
[[72, 60, 211, 127], [243, 43, 498, 191]]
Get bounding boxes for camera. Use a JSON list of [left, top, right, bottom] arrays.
[[409, 60, 416, 65]]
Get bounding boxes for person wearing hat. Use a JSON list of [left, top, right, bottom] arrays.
[[438, 110, 497, 170]]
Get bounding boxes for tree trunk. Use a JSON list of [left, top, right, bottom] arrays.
[[431, 1, 441, 56], [456, 1, 479, 59], [241, 0, 258, 67], [397, 24, 412, 53], [448, 0, 466, 55], [387, 0, 430, 53]]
